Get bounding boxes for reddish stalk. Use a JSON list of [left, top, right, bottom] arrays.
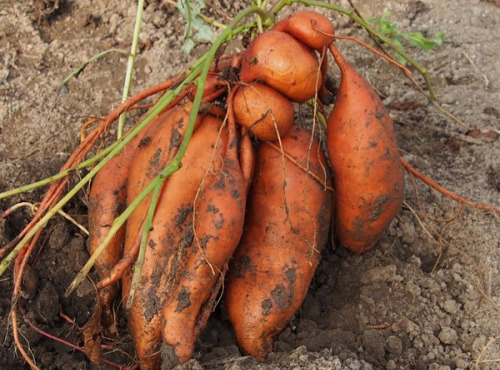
[[94, 226, 143, 291], [331, 35, 412, 75], [80, 117, 103, 141], [311, 24, 412, 76], [400, 157, 500, 213], [16, 304, 129, 369], [10, 309, 39, 370]]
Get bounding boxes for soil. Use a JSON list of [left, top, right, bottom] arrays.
[[1, 0, 499, 369]]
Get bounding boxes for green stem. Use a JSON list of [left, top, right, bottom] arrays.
[[127, 182, 162, 308], [272, 0, 437, 100], [61, 49, 130, 89], [64, 5, 274, 294], [117, 0, 145, 139], [255, 0, 264, 33], [0, 65, 203, 278], [0, 142, 119, 200], [198, 13, 227, 30]]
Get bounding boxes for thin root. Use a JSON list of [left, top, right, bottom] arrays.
[[265, 142, 334, 192], [475, 334, 500, 369], [10, 309, 40, 370], [400, 157, 500, 213]]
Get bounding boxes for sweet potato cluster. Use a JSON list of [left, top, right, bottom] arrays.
[[88, 10, 404, 369]]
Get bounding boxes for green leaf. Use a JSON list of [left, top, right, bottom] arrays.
[[177, 0, 214, 54], [369, 11, 444, 52], [182, 38, 196, 54], [434, 31, 445, 46], [403, 31, 445, 51], [391, 38, 407, 65], [192, 18, 213, 43], [391, 37, 405, 53], [368, 12, 398, 38]]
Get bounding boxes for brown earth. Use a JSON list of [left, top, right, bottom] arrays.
[[1, 0, 499, 369]]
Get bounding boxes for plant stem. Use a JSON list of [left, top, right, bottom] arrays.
[[0, 142, 118, 200], [127, 182, 162, 307], [117, 0, 145, 139], [256, 0, 264, 33], [0, 65, 202, 278], [198, 13, 227, 30], [61, 49, 129, 89]]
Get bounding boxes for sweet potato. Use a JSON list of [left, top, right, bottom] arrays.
[[239, 129, 255, 195], [123, 103, 201, 249], [120, 104, 200, 368], [273, 10, 334, 50], [233, 82, 294, 141], [239, 31, 322, 103], [326, 42, 404, 253], [225, 125, 332, 361], [123, 106, 249, 368], [87, 106, 188, 333]]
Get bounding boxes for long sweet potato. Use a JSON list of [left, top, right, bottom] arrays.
[[225, 125, 332, 361], [159, 115, 248, 366], [120, 103, 201, 368], [87, 106, 189, 333], [326, 42, 404, 253], [123, 106, 249, 368]]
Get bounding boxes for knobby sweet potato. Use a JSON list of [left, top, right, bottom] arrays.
[[273, 10, 334, 50], [233, 82, 295, 141], [239, 31, 322, 103]]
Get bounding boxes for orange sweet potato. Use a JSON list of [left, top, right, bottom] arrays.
[[123, 105, 250, 368], [239, 31, 322, 103], [225, 125, 332, 361], [326, 42, 404, 253], [233, 82, 295, 141], [273, 10, 334, 50], [87, 106, 190, 333]]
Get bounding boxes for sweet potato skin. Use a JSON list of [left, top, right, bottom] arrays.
[[272, 10, 334, 50], [225, 125, 332, 361], [123, 114, 248, 368], [87, 107, 182, 333], [233, 82, 295, 141], [326, 43, 404, 253], [121, 104, 200, 369], [160, 116, 247, 366], [239, 31, 322, 103]]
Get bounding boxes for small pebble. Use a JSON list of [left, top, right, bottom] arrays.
[[360, 265, 397, 284], [406, 281, 422, 296], [439, 327, 458, 345], [441, 299, 459, 315], [386, 360, 397, 370], [385, 335, 403, 356]]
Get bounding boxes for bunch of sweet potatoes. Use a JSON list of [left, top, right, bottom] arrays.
[[86, 10, 404, 368]]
